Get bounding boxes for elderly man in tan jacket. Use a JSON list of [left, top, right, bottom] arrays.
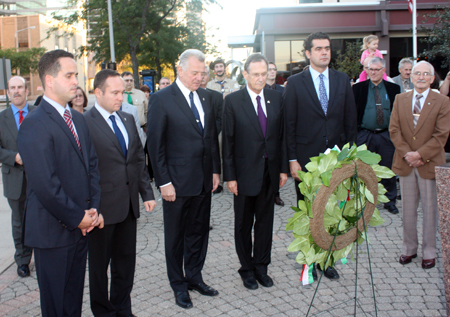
[[389, 61, 450, 270]]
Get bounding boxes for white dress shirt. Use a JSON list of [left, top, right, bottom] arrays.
[[246, 85, 267, 116], [95, 103, 129, 149], [43, 95, 79, 137], [309, 67, 330, 100], [176, 78, 205, 126], [412, 88, 430, 112]]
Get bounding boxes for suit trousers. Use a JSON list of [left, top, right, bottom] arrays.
[[34, 235, 88, 317], [163, 190, 211, 292], [234, 160, 275, 278], [357, 129, 397, 207], [9, 176, 32, 266], [400, 168, 438, 259], [89, 207, 137, 317]]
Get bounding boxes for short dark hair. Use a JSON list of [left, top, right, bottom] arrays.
[[121, 71, 133, 78], [68, 86, 88, 108], [303, 32, 331, 57], [38, 50, 74, 89], [94, 69, 120, 92], [140, 85, 150, 93], [244, 53, 268, 72]]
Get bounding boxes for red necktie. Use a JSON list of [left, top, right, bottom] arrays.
[[64, 109, 82, 152], [18, 110, 24, 126]]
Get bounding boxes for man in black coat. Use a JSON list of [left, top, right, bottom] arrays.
[[353, 56, 401, 214], [283, 32, 357, 280], [147, 49, 220, 309], [223, 53, 288, 290], [84, 70, 156, 316]]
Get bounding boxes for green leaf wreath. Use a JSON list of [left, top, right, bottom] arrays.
[[286, 143, 396, 270]]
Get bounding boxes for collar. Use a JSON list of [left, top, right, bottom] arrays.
[[10, 103, 29, 115], [370, 80, 385, 89], [95, 102, 119, 122], [176, 77, 198, 98], [246, 85, 264, 101], [43, 95, 71, 117], [413, 88, 430, 101], [309, 66, 329, 81]]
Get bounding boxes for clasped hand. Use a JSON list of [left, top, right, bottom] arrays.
[[78, 208, 104, 236]]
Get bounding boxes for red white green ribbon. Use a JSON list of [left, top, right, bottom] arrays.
[[300, 263, 314, 285]]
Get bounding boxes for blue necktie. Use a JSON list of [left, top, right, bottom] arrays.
[[189, 92, 203, 135], [319, 73, 328, 115], [109, 115, 127, 158]]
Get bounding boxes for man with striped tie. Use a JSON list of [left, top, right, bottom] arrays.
[[0, 76, 35, 278], [390, 61, 450, 270]]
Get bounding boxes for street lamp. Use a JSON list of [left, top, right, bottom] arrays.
[[15, 26, 36, 52]]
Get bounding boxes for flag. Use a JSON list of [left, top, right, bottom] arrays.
[[300, 264, 314, 285], [408, 0, 413, 14]]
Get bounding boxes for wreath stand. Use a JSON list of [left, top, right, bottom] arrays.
[[306, 161, 379, 317]]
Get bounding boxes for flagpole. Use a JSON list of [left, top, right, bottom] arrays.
[[413, 0, 417, 64]]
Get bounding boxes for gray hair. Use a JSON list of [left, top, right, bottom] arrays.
[[412, 61, 435, 76], [244, 53, 268, 72], [368, 57, 386, 69], [178, 49, 205, 71], [398, 58, 413, 70], [7, 76, 27, 90]]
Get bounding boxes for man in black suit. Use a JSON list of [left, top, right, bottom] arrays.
[[17, 50, 102, 316], [284, 32, 357, 280], [147, 49, 220, 309], [84, 70, 156, 317], [353, 57, 401, 214], [223, 53, 288, 290], [0, 76, 35, 277]]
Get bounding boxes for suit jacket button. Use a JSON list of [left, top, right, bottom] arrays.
[[86, 199, 91, 203]]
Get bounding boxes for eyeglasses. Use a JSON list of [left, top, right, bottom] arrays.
[[412, 71, 432, 78], [368, 68, 383, 73], [124, 79, 134, 83], [74, 94, 84, 99], [248, 72, 267, 79]]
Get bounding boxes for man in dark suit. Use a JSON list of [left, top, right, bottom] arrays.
[[147, 49, 220, 309], [353, 57, 401, 214], [223, 53, 288, 290], [84, 70, 156, 316], [284, 32, 357, 280], [17, 50, 103, 316], [0, 76, 35, 277]]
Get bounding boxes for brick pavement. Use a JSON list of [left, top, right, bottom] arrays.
[[0, 178, 446, 316]]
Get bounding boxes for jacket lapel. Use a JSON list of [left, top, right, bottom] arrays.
[[242, 88, 265, 138], [172, 83, 203, 135], [197, 88, 209, 138], [264, 88, 275, 138], [4, 107, 18, 141], [402, 91, 415, 134], [117, 111, 133, 161], [90, 107, 125, 158], [302, 70, 325, 118], [414, 91, 436, 133], [328, 69, 337, 113]]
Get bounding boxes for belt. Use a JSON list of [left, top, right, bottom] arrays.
[[362, 128, 388, 134]]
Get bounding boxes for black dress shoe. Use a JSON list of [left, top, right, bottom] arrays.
[[275, 197, 285, 206], [385, 205, 399, 214], [316, 265, 340, 280], [213, 185, 223, 194], [241, 276, 258, 290], [17, 264, 30, 277], [188, 282, 219, 296], [255, 274, 274, 287], [174, 291, 193, 309]]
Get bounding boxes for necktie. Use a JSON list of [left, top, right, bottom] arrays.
[[413, 94, 423, 127], [402, 79, 409, 91], [189, 92, 204, 135], [256, 95, 267, 137], [110, 115, 127, 157], [64, 109, 82, 152], [18, 110, 24, 126], [124, 92, 133, 105], [319, 74, 328, 115], [374, 85, 384, 126]]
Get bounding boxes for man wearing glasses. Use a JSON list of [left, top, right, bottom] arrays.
[[121, 71, 148, 129], [390, 61, 450, 270], [352, 57, 401, 215]]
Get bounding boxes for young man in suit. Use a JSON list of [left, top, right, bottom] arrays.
[[283, 32, 357, 280], [84, 70, 156, 316], [353, 57, 401, 214], [17, 49, 103, 316], [390, 61, 450, 270], [0, 76, 35, 277], [222, 53, 288, 290], [147, 49, 220, 309]]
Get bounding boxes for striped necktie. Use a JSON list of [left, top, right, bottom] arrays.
[[64, 109, 82, 152]]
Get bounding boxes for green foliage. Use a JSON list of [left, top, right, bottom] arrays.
[[286, 143, 395, 269], [0, 48, 46, 75], [332, 40, 363, 80], [420, 6, 450, 68]]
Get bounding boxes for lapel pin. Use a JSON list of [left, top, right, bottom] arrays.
[[267, 100, 271, 104], [124, 117, 127, 121], [203, 98, 205, 101]]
